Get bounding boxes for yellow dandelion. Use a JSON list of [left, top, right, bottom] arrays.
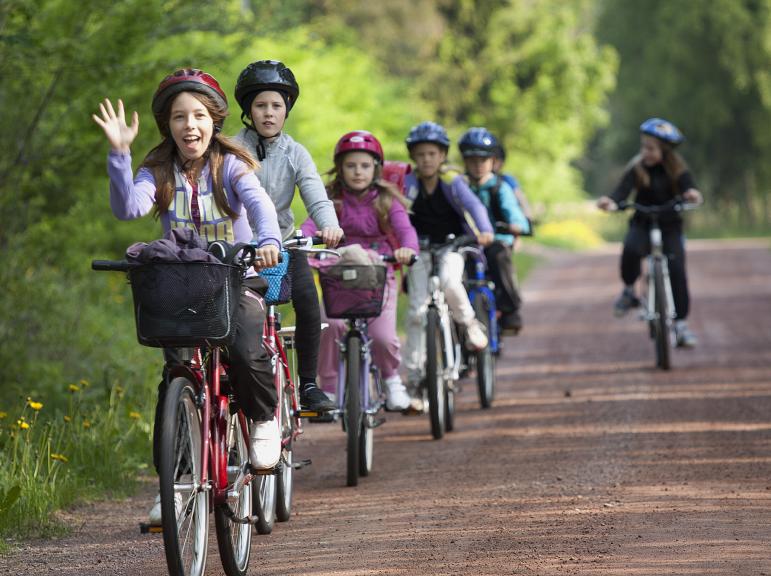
[[51, 453, 69, 463], [79, 379, 90, 388], [68, 384, 80, 393], [0, 411, 7, 419], [27, 399, 43, 411], [17, 419, 30, 430], [129, 411, 141, 420], [82, 420, 91, 429], [63, 415, 72, 423]]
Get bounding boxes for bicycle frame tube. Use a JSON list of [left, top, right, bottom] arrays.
[[336, 321, 377, 413]]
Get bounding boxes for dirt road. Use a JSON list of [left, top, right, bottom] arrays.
[[3, 238, 770, 575]]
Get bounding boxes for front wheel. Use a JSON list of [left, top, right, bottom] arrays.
[[345, 335, 362, 486], [653, 260, 672, 370], [214, 413, 252, 576], [275, 369, 294, 522], [159, 377, 209, 576], [426, 308, 446, 440], [473, 294, 496, 409]]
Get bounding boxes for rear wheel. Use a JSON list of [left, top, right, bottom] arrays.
[[345, 335, 362, 486], [473, 294, 496, 409], [275, 369, 294, 522], [653, 260, 671, 370], [214, 413, 252, 576], [426, 308, 446, 440], [159, 377, 209, 576]]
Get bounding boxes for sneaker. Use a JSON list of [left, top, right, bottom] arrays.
[[147, 491, 184, 526], [500, 311, 522, 334], [465, 319, 489, 351], [614, 286, 640, 317], [383, 375, 411, 411], [249, 417, 281, 470], [675, 321, 698, 348], [300, 384, 336, 412]]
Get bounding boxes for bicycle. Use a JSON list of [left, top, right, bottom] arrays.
[[315, 252, 408, 486], [93, 245, 262, 576], [614, 198, 698, 370], [418, 235, 480, 439], [253, 234, 336, 532], [460, 221, 533, 408]]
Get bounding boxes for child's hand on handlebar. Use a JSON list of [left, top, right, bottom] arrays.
[[319, 226, 344, 248], [253, 244, 281, 271], [682, 188, 703, 205], [393, 247, 416, 266], [596, 196, 618, 212], [477, 232, 494, 246]]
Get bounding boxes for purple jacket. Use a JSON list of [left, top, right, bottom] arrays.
[[107, 151, 281, 248], [301, 187, 419, 257], [403, 171, 493, 236]]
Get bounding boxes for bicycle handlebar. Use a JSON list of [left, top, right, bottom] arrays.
[[615, 198, 701, 214], [92, 259, 130, 272], [380, 253, 418, 266], [494, 221, 534, 237]]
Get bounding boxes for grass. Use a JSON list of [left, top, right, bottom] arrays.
[[0, 380, 153, 550]]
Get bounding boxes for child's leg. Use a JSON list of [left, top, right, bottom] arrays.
[[621, 222, 650, 287], [316, 306, 346, 396], [484, 240, 521, 314], [663, 227, 689, 319], [438, 251, 475, 326], [290, 253, 321, 385]]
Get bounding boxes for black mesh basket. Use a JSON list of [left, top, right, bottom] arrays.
[[318, 263, 387, 319], [127, 261, 243, 348]]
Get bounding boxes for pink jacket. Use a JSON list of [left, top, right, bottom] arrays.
[[301, 187, 419, 259]]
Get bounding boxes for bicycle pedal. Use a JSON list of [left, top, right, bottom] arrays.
[[291, 458, 312, 470], [305, 412, 336, 423], [368, 417, 386, 429], [139, 522, 162, 534]]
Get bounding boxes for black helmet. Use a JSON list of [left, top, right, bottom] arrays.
[[405, 121, 451, 150], [458, 127, 499, 158], [234, 60, 299, 117]]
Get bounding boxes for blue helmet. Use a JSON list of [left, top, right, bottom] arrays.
[[405, 121, 451, 150], [458, 127, 499, 158], [640, 118, 684, 145]]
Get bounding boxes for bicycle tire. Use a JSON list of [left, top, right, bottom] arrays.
[[275, 368, 294, 522], [473, 294, 496, 408], [426, 308, 446, 440], [653, 260, 671, 370], [214, 413, 252, 576], [159, 376, 209, 576], [345, 334, 362, 487], [359, 417, 374, 476]]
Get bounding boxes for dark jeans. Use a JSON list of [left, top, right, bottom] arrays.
[[484, 241, 522, 315], [152, 277, 275, 473], [289, 252, 321, 384], [621, 221, 689, 319]]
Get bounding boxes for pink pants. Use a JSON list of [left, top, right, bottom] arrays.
[[317, 274, 400, 393]]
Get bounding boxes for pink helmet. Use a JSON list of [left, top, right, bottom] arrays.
[[334, 131, 384, 163]]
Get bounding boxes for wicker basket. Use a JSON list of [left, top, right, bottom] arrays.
[[128, 261, 242, 348], [318, 263, 387, 319]]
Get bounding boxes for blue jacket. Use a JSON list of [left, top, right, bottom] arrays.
[[404, 170, 493, 236], [469, 174, 530, 244]]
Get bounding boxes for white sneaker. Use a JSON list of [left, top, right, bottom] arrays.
[[384, 375, 411, 411], [465, 319, 489, 351], [249, 417, 280, 470], [148, 491, 184, 526]]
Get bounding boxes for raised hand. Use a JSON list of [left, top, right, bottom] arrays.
[[92, 98, 139, 153]]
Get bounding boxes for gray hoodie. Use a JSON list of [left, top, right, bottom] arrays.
[[234, 129, 338, 241]]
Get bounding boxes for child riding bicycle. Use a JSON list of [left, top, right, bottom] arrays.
[[596, 117, 703, 347], [232, 59, 343, 412], [301, 131, 418, 411], [92, 68, 283, 524], [402, 121, 494, 409], [459, 127, 530, 334]]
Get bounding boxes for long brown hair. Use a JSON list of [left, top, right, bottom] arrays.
[[633, 137, 689, 195], [325, 156, 410, 233], [141, 91, 259, 219]]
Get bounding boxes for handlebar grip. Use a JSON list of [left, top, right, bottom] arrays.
[[380, 254, 418, 266], [91, 260, 129, 272]]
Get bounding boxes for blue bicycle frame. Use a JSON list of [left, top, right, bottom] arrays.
[[462, 246, 500, 355]]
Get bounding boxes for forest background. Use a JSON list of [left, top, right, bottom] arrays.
[[0, 0, 768, 541]]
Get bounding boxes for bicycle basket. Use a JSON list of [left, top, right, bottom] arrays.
[[257, 250, 292, 305], [128, 261, 243, 348], [318, 263, 387, 319]]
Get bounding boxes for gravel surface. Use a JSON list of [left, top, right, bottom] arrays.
[[3, 238, 770, 576]]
